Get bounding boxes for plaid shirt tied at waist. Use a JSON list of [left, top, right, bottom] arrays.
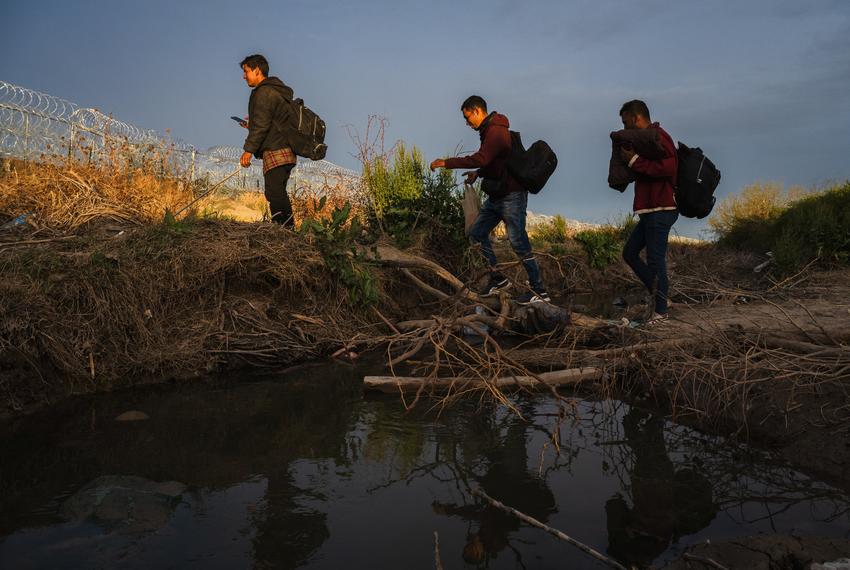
[[262, 147, 296, 174]]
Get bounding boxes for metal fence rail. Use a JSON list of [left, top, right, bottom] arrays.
[[0, 80, 360, 192]]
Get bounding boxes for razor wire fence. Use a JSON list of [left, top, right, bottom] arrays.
[[0, 80, 361, 194]]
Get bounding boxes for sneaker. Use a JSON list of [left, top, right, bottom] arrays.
[[643, 312, 669, 327], [479, 274, 509, 297], [516, 289, 551, 305]]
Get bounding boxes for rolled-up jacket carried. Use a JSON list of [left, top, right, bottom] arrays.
[[608, 128, 667, 192]]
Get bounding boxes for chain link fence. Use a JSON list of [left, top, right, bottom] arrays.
[[0, 80, 360, 193]]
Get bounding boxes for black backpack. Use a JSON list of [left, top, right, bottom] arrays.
[[506, 131, 558, 194], [279, 97, 327, 161], [675, 142, 720, 219]]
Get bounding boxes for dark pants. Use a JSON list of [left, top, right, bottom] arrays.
[[467, 190, 543, 290], [263, 164, 295, 227], [622, 209, 679, 315]]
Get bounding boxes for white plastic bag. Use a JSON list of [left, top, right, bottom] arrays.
[[462, 183, 481, 232]]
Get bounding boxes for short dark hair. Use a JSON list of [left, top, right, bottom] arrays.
[[461, 95, 487, 113], [619, 99, 651, 121], [240, 54, 269, 77]]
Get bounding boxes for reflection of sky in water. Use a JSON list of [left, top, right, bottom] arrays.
[[0, 363, 847, 569]]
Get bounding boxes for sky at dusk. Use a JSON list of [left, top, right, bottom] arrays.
[[2, 0, 848, 237]]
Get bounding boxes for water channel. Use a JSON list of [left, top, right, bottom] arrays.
[[1, 359, 848, 569]]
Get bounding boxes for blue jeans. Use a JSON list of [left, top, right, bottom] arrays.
[[622, 210, 679, 315], [467, 191, 543, 290]]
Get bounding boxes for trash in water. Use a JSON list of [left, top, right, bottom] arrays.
[[462, 306, 490, 337]]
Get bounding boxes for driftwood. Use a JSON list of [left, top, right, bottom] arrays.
[[366, 244, 482, 302], [758, 334, 849, 356], [364, 367, 603, 394], [395, 314, 502, 333]]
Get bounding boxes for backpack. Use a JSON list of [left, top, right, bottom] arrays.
[[675, 142, 721, 219], [278, 97, 327, 161], [506, 131, 558, 194]]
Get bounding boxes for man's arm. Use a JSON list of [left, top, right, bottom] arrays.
[[622, 136, 677, 179], [243, 88, 276, 155], [433, 126, 509, 172]]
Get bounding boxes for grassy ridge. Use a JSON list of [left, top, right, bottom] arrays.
[[711, 181, 850, 272]]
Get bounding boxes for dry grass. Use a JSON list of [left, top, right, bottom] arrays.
[[0, 158, 193, 230], [0, 156, 382, 411]]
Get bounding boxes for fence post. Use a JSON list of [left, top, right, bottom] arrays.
[[68, 122, 76, 160], [190, 149, 196, 184], [23, 113, 29, 159]]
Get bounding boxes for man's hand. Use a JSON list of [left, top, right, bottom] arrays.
[[619, 145, 636, 164], [240, 151, 252, 168], [429, 158, 446, 172], [463, 170, 478, 185], [240, 116, 249, 129]]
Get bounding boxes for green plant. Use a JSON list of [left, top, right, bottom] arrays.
[[770, 182, 850, 272], [548, 243, 567, 256], [711, 181, 850, 272], [531, 214, 568, 245], [612, 214, 638, 241], [299, 196, 378, 306], [362, 143, 465, 265], [574, 227, 622, 268]]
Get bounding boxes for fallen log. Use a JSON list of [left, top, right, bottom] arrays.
[[759, 334, 849, 356], [507, 338, 698, 368], [363, 367, 603, 394]]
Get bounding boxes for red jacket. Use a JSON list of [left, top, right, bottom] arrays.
[[444, 112, 522, 194], [631, 123, 677, 212]]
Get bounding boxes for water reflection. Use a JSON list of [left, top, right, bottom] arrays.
[[0, 362, 847, 569], [605, 408, 716, 566], [432, 401, 556, 566]]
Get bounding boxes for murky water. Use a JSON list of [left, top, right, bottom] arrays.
[[1, 360, 848, 569]]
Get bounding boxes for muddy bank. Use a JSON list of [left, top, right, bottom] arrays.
[[662, 535, 850, 569]]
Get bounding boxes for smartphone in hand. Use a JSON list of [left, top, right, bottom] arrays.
[[230, 116, 248, 127]]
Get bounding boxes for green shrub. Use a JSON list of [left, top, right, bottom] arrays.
[[299, 197, 378, 306], [362, 143, 465, 264], [771, 183, 850, 272], [574, 227, 622, 268], [713, 181, 850, 272], [364, 142, 424, 220]]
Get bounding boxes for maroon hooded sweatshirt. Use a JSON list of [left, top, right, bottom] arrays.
[[630, 123, 678, 212], [444, 112, 523, 195]]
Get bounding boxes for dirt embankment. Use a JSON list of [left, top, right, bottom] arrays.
[[0, 220, 398, 413]]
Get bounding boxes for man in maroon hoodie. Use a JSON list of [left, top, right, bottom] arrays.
[[618, 100, 679, 325], [430, 96, 548, 304]]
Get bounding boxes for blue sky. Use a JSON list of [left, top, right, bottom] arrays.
[[2, 0, 848, 237]]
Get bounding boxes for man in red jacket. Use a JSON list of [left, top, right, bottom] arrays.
[[430, 95, 548, 304], [618, 100, 679, 325]]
